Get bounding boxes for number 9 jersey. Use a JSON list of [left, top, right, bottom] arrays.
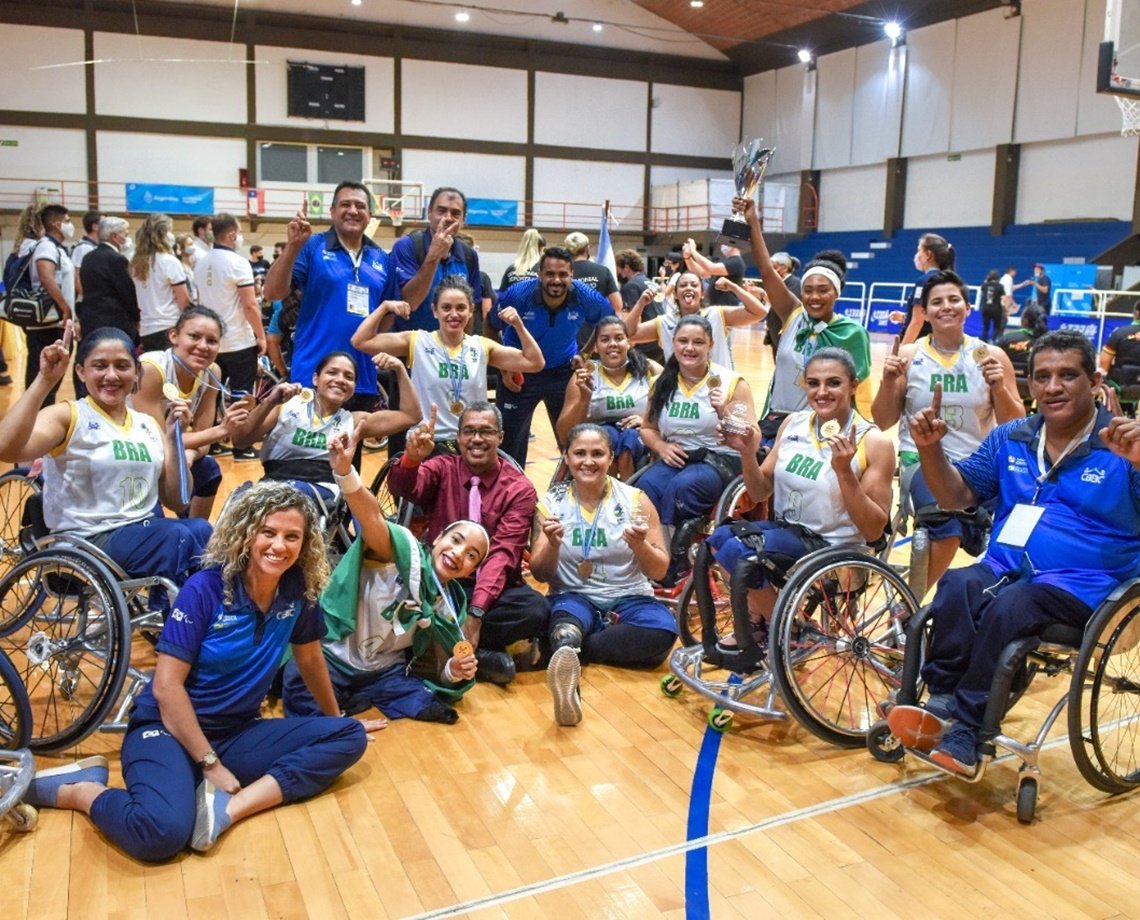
[[42, 397, 165, 538]]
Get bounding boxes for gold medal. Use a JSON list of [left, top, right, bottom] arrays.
[[577, 560, 594, 580], [795, 372, 805, 388], [820, 419, 841, 439], [972, 344, 989, 363], [452, 640, 474, 659], [707, 374, 722, 389], [449, 399, 465, 416], [162, 382, 180, 401], [298, 387, 314, 403]]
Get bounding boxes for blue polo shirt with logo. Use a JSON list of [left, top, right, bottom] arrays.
[[491, 278, 613, 370], [131, 567, 326, 733], [953, 408, 1140, 609], [390, 232, 482, 333], [290, 229, 399, 395]]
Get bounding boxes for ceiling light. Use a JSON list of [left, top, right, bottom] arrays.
[[797, 49, 812, 65], [455, 10, 470, 22], [592, 22, 603, 32], [690, 0, 704, 8], [351, 0, 361, 5], [884, 22, 901, 40]]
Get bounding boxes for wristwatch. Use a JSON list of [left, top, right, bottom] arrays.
[[199, 750, 219, 768], [468, 606, 485, 620]]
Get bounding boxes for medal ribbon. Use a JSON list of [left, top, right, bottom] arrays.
[[1032, 411, 1098, 503], [573, 481, 608, 571]]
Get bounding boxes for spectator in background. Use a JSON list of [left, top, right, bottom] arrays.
[[1099, 302, 1140, 390], [615, 249, 650, 310], [683, 237, 745, 307], [998, 265, 1031, 321], [499, 228, 544, 292], [1030, 263, 1053, 315], [272, 241, 286, 262], [565, 232, 622, 314], [194, 213, 264, 422], [132, 213, 190, 352], [997, 304, 1049, 384], [69, 211, 103, 300], [27, 205, 76, 404], [897, 232, 955, 345], [190, 216, 212, 261], [0, 204, 45, 386], [175, 234, 200, 303], [978, 269, 1005, 344], [78, 217, 139, 354], [248, 245, 271, 279]]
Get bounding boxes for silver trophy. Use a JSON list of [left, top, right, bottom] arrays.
[[721, 400, 752, 437], [719, 138, 775, 247]]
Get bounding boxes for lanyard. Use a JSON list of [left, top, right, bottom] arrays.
[[339, 237, 365, 284], [573, 481, 608, 564], [428, 567, 461, 628], [1032, 412, 1097, 503], [305, 397, 342, 433]]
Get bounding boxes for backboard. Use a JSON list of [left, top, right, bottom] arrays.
[[1099, 0, 1140, 98]]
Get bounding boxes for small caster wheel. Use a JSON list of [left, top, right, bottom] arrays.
[[660, 675, 683, 698], [7, 803, 38, 832], [1017, 775, 1038, 824], [867, 720, 905, 763], [708, 708, 733, 733]]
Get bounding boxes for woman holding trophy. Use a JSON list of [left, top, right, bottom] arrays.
[[707, 347, 895, 649], [730, 167, 872, 443]]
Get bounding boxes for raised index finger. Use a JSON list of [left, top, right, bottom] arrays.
[[931, 381, 943, 418], [61, 319, 74, 352], [427, 403, 438, 428], [891, 334, 900, 357]]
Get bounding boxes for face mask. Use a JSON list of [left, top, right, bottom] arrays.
[[236, 233, 245, 250], [720, 245, 733, 258], [60, 221, 75, 240], [165, 232, 176, 249], [187, 252, 198, 267], [120, 237, 135, 258], [913, 253, 925, 271]]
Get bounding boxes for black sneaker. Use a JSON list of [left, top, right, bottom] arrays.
[[231, 447, 258, 461], [209, 443, 232, 456], [475, 648, 516, 686], [415, 699, 459, 724]]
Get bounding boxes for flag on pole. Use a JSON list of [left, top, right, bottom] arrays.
[[597, 204, 617, 279]]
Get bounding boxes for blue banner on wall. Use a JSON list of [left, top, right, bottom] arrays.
[[125, 183, 215, 216], [465, 198, 518, 227]]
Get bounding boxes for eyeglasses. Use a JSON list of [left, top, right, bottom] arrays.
[[459, 427, 501, 439]]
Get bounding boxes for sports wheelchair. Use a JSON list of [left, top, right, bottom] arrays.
[[868, 578, 1140, 823], [0, 467, 41, 582], [663, 526, 920, 743], [0, 646, 36, 832]]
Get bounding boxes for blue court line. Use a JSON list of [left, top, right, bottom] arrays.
[[684, 674, 741, 920]]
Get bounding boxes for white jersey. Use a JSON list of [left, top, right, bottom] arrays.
[[42, 398, 165, 538], [772, 410, 876, 545], [587, 362, 652, 423], [135, 252, 189, 337], [408, 331, 490, 440], [653, 361, 740, 455], [767, 308, 821, 415], [323, 559, 421, 674], [260, 394, 354, 483], [31, 236, 76, 312], [656, 307, 734, 369], [139, 349, 211, 418], [898, 336, 994, 462], [193, 246, 255, 352], [538, 477, 654, 602]]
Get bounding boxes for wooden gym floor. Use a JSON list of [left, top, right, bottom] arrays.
[[2, 325, 1140, 919]]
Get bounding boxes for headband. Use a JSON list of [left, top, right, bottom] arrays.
[[801, 265, 842, 294]]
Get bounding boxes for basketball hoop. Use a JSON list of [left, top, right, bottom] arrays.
[[389, 205, 404, 227], [1116, 96, 1140, 137]]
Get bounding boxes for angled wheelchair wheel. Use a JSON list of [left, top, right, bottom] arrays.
[[0, 647, 31, 750], [769, 547, 919, 748], [0, 470, 40, 584], [0, 549, 132, 753], [369, 456, 411, 526], [1068, 581, 1140, 794]]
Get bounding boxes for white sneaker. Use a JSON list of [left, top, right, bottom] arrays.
[[546, 646, 583, 726]]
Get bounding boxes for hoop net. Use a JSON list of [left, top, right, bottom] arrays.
[[1116, 95, 1140, 137], [383, 196, 405, 227]]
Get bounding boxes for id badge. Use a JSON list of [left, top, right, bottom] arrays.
[[995, 503, 1044, 548], [346, 283, 370, 316]]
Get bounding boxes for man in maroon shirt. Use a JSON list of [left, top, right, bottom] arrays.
[[388, 400, 550, 685]]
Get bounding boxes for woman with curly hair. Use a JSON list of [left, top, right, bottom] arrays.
[[21, 481, 372, 861], [130, 212, 191, 352]]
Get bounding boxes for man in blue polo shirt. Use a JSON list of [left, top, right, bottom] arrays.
[[889, 330, 1140, 776], [491, 246, 613, 464], [390, 186, 482, 333], [263, 181, 402, 410]]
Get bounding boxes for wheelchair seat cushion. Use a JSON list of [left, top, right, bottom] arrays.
[[1037, 623, 1085, 648]]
